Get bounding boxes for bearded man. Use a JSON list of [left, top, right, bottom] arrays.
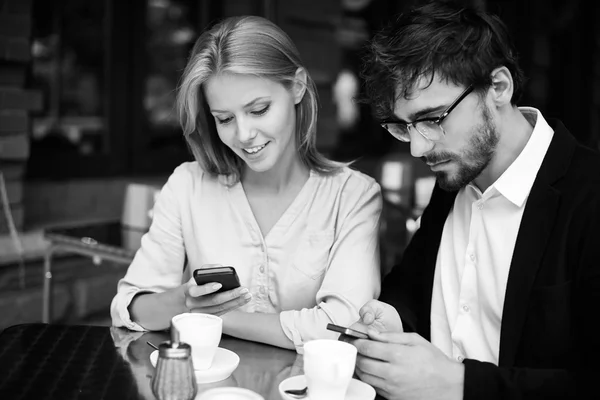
[[347, 2, 600, 400]]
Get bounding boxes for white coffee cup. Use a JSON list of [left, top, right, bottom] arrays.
[[303, 339, 357, 400], [171, 313, 222, 370]]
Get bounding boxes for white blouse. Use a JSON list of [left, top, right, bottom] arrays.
[[111, 162, 382, 351]]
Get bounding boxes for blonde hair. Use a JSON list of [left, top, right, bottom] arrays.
[[177, 15, 346, 182]]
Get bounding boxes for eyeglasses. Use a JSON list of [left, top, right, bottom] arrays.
[[380, 85, 474, 143]]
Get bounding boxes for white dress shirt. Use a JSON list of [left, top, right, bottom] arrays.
[[430, 108, 554, 364], [111, 162, 382, 351]]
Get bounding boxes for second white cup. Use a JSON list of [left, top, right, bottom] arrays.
[[171, 313, 223, 370], [303, 339, 357, 400]]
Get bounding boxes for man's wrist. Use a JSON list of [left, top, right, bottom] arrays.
[[447, 360, 465, 400]]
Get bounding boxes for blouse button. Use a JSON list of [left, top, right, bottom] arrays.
[[259, 265, 265, 273], [259, 286, 266, 294]]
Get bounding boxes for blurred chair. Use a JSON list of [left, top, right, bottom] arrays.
[[379, 154, 413, 209], [376, 154, 414, 277], [121, 183, 161, 250], [42, 182, 161, 323], [413, 176, 436, 217], [376, 154, 437, 277]]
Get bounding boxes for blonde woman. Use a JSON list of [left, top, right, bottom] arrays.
[[111, 15, 381, 352]]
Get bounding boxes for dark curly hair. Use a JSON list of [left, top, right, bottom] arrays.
[[361, 1, 525, 120]]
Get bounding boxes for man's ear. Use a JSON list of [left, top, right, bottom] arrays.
[[292, 67, 308, 105], [489, 66, 514, 107]]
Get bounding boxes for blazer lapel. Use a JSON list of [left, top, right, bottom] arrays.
[[498, 120, 575, 367]]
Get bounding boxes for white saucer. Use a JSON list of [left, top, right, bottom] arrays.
[[150, 347, 240, 384], [196, 387, 264, 399], [278, 375, 375, 400]]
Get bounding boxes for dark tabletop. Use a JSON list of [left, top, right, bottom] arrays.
[[0, 323, 303, 400]]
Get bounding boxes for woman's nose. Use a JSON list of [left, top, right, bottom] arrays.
[[236, 118, 258, 143]]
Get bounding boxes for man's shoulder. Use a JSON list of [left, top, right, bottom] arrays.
[[571, 143, 600, 172], [543, 139, 600, 214], [562, 142, 600, 188], [544, 119, 600, 190]]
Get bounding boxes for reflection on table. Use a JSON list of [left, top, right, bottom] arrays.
[[0, 323, 302, 400]]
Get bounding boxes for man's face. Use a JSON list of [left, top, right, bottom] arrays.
[[392, 77, 499, 191]]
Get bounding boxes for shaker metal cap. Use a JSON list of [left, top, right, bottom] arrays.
[[158, 341, 192, 359]]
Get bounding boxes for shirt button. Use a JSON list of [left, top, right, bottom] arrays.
[[457, 355, 464, 362], [462, 305, 470, 312], [259, 286, 266, 294], [259, 265, 265, 273], [478, 203, 484, 210], [470, 254, 476, 262]]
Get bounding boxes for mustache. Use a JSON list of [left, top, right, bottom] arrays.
[[421, 152, 455, 165]]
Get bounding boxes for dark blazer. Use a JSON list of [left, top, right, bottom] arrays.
[[380, 120, 600, 400]]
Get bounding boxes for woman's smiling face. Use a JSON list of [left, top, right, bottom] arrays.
[[204, 72, 303, 173]]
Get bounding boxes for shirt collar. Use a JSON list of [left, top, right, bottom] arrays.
[[493, 107, 554, 207]]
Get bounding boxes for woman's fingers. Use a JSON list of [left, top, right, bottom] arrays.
[[185, 286, 252, 312], [190, 291, 252, 315], [183, 266, 253, 316], [188, 281, 222, 297]]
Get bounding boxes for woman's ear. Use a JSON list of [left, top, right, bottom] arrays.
[[292, 67, 308, 104], [489, 66, 514, 107]]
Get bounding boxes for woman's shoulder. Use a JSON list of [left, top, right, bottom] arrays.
[[316, 166, 381, 194], [171, 161, 205, 178], [165, 161, 222, 191], [310, 167, 382, 219]]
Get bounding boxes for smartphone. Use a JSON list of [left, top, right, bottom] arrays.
[[326, 323, 369, 339], [193, 266, 241, 293]]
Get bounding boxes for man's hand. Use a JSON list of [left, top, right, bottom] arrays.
[[350, 300, 403, 334], [353, 330, 464, 400]]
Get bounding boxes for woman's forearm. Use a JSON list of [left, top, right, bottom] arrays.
[[221, 311, 295, 350], [129, 287, 187, 331]]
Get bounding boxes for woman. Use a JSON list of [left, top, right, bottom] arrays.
[[111, 15, 381, 352]]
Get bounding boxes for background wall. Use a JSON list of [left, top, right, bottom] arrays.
[[0, 0, 41, 234]]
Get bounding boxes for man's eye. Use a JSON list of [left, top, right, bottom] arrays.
[[420, 119, 438, 127], [251, 105, 270, 116], [216, 116, 233, 125]]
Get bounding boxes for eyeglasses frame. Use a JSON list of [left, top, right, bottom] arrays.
[[380, 84, 475, 142]]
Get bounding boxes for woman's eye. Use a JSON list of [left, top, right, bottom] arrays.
[[251, 105, 270, 116], [216, 116, 233, 125]]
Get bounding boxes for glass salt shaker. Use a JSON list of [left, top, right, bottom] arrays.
[[151, 325, 197, 400]]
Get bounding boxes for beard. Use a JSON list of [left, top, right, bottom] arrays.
[[426, 104, 499, 192]]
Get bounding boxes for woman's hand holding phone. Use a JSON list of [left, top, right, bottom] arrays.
[[183, 264, 252, 316]]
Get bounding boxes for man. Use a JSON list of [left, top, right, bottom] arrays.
[[349, 1, 600, 399]]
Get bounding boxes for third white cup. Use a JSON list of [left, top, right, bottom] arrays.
[[303, 339, 357, 400]]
